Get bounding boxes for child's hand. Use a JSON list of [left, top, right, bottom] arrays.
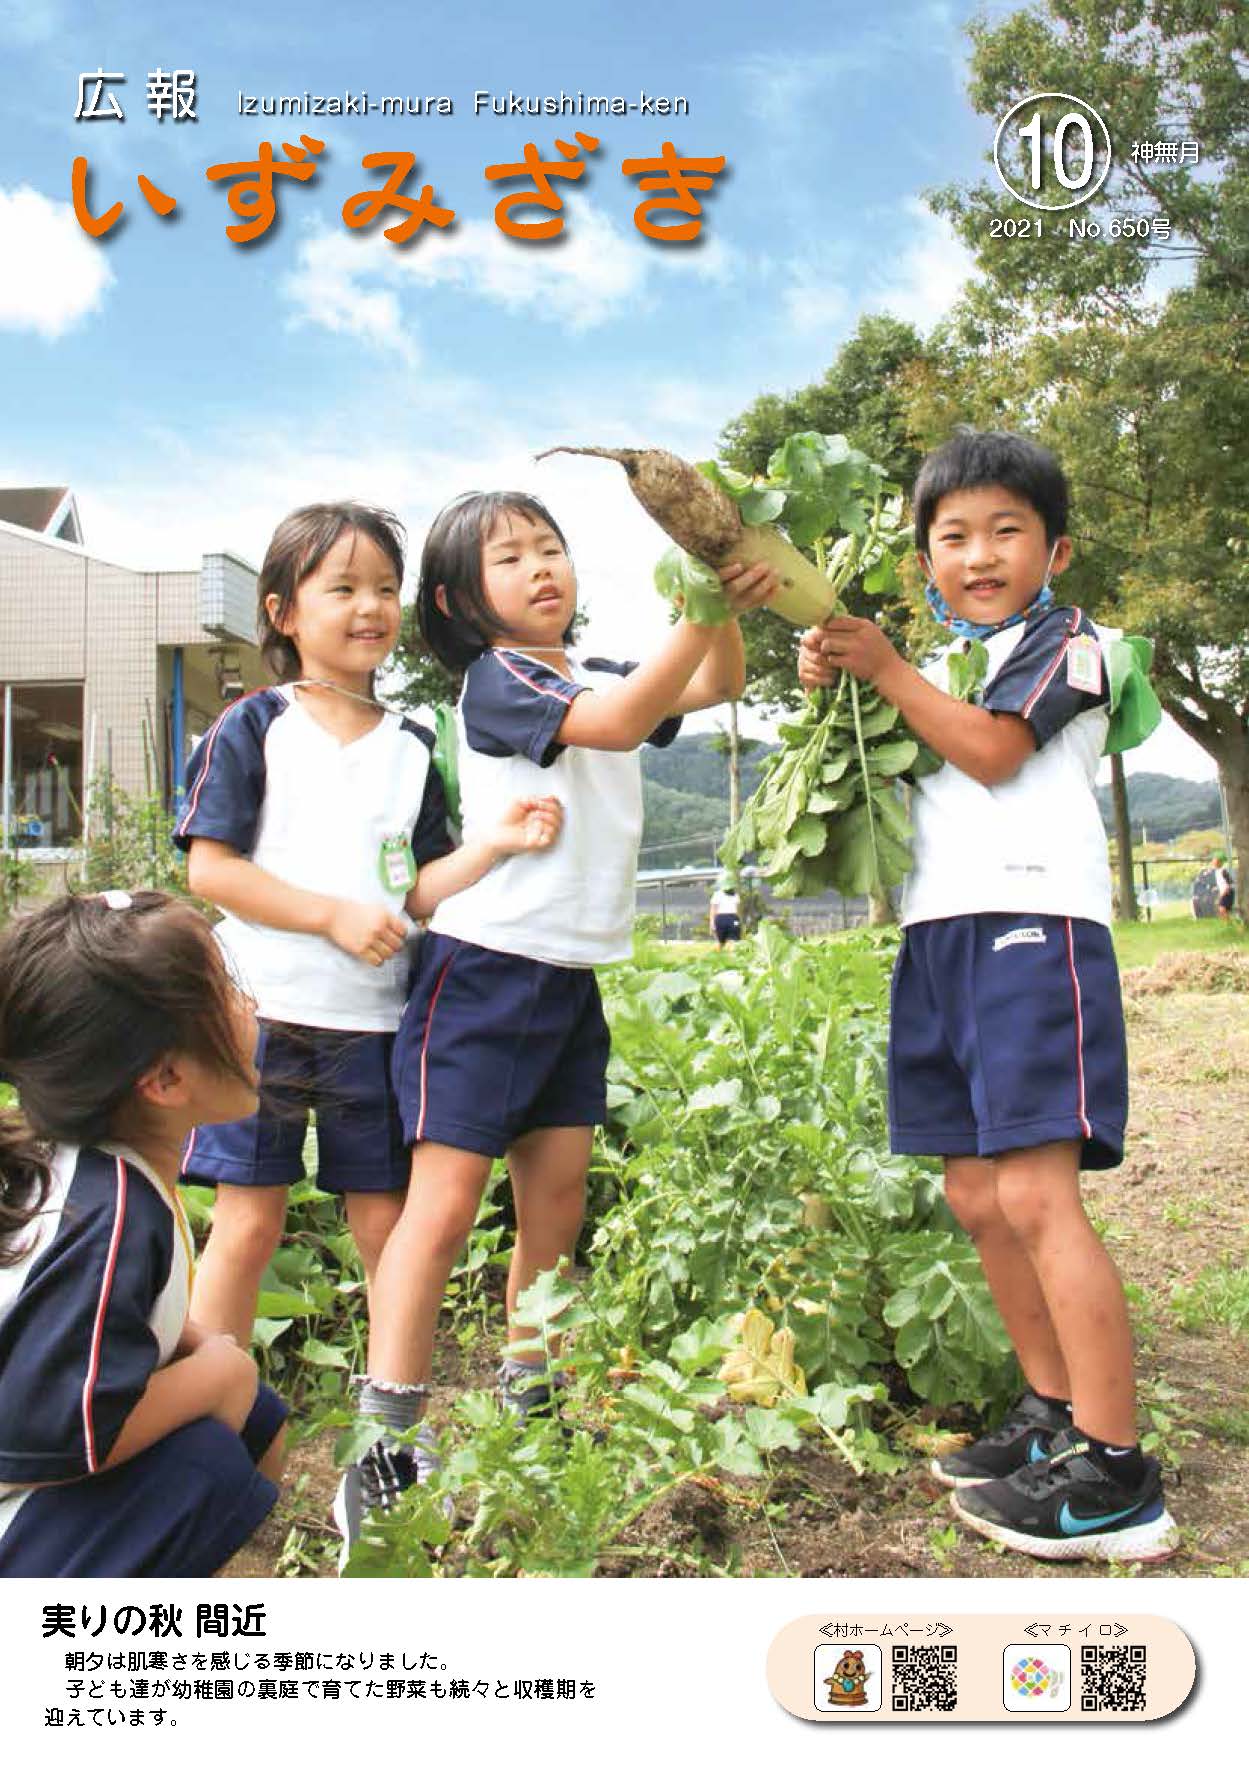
[[326, 899, 410, 966], [490, 795, 564, 857], [798, 626, 838, 692], [805, 616, 901, 689], [717, 559, 778, 616], [193, 1335, 259, 1432]]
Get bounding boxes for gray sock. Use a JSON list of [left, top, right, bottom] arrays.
[[354, 1377, 429, 1447]]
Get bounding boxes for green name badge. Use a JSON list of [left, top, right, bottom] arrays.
[[379, 834, 417, 895]]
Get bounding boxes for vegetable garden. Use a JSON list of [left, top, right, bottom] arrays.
[[201, 922, 1249, 1581]]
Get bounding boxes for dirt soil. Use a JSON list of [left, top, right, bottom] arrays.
[[225, 978, 1249, 1581]]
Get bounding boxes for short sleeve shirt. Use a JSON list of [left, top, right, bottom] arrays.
[[901, 606, 1113, 926], [175, 686, 453, 1029], [0, 1145, 192, 1541], [430, 650, 681, 966]]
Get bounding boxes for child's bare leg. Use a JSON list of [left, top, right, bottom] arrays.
[[504, 1125, 591, 1360], [343, 1188, 406, 1320], [944, 1156, 1070, 1401], [257, 1422, 288, 1484], [994, 1141, 1137, 1443], [365, 1142, 492, 1384], [190, 1184, 288, 1345]]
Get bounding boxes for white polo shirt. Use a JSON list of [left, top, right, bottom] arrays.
[[175, 685, 453, 1029], [431, 649, 681, 966], [901, 606, 1113, 928]]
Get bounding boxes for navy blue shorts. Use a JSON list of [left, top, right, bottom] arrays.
[[393, 932, 610, 1158], [0, 1383, 286, 1578], [713, 913, 742, 944], [181, 1020, 409, 1193], [888, 914, 1128, 1170]]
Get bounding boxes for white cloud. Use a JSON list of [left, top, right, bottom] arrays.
[[282, 201, 731, 353], [731, 47, 884, 132], [868, 198, 976, 331], [779, 256, 852, 337], [0, 185, 114, 338], [282, 227, 418, 363]]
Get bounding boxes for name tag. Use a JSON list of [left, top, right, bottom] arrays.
[[993, 927, 1047, 953], [378, 833, 417, 894], [1066, 633, 1102, 695]]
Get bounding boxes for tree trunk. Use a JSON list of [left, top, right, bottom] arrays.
[[1109, 752, 1138, 921], [1222, 755, 1249, 927]]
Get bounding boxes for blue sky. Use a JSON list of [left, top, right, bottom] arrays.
[[0, 0, 1213, 776]]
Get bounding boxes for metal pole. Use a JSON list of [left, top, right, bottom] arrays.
[[660, 878, 669, 941], [171, 647, 186, 809], [2, 684, 11, 853]]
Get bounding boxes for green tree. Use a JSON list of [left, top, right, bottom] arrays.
[[930, 0, 1249, 320], [385, 603, 460, 715]]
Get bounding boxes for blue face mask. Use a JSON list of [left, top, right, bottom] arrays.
[[923, 542, 1060, 641]]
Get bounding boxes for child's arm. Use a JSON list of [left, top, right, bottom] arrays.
[[557, 618, 718, 751], [798, 618, 1036, 787], [558, 561, 775, 750], [404, 796, 563, 918], [666, 560, 775, 714], [187, 840, 409, 965], [103, 1335, 259, 1469], [176, 695, 407, 963]]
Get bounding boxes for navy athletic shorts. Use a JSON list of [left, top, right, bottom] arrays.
[[393, 932, 610, 1158], [0, 1383, 287, 1578], [181, 1020, 409, 1193], [888, 913, 1128, 1170]]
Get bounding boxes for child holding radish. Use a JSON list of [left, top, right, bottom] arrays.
[[335, 489, 773, 1555], [798, 430, 1177, 1563]]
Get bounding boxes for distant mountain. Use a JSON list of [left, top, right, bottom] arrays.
[[641, 738, 1222, 860], [1093, 772, 1222, 843]]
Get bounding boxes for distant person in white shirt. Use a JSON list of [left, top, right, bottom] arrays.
[[709, 878, 742, 945]]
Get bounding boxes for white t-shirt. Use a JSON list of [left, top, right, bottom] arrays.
[[711, 890, 740, 917], [431, 649, 681, 966], [175, 685, 453, 1029], [901, 607, 1113, 928]]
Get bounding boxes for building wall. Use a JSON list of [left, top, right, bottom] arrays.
[[1, 522, 264, 812], [0, 524, 88, 680]]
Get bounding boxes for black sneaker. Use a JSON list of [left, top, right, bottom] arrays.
[[930, 1391, 1070, 1488], [332, 1431, 440, 1571], [950, 1429, 1179, 1562]]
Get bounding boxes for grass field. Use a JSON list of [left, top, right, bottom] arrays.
[[1111, 914, 1246, 969]]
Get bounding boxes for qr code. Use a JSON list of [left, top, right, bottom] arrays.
[[891, 1644, 958, 1712], [1081, 1644, 1147, 1712]]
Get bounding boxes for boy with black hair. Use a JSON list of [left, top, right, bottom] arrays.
[[798, 429, 1178, 1562]]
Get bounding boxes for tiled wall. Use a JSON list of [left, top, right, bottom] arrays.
[[1, 528, 260, 804]]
